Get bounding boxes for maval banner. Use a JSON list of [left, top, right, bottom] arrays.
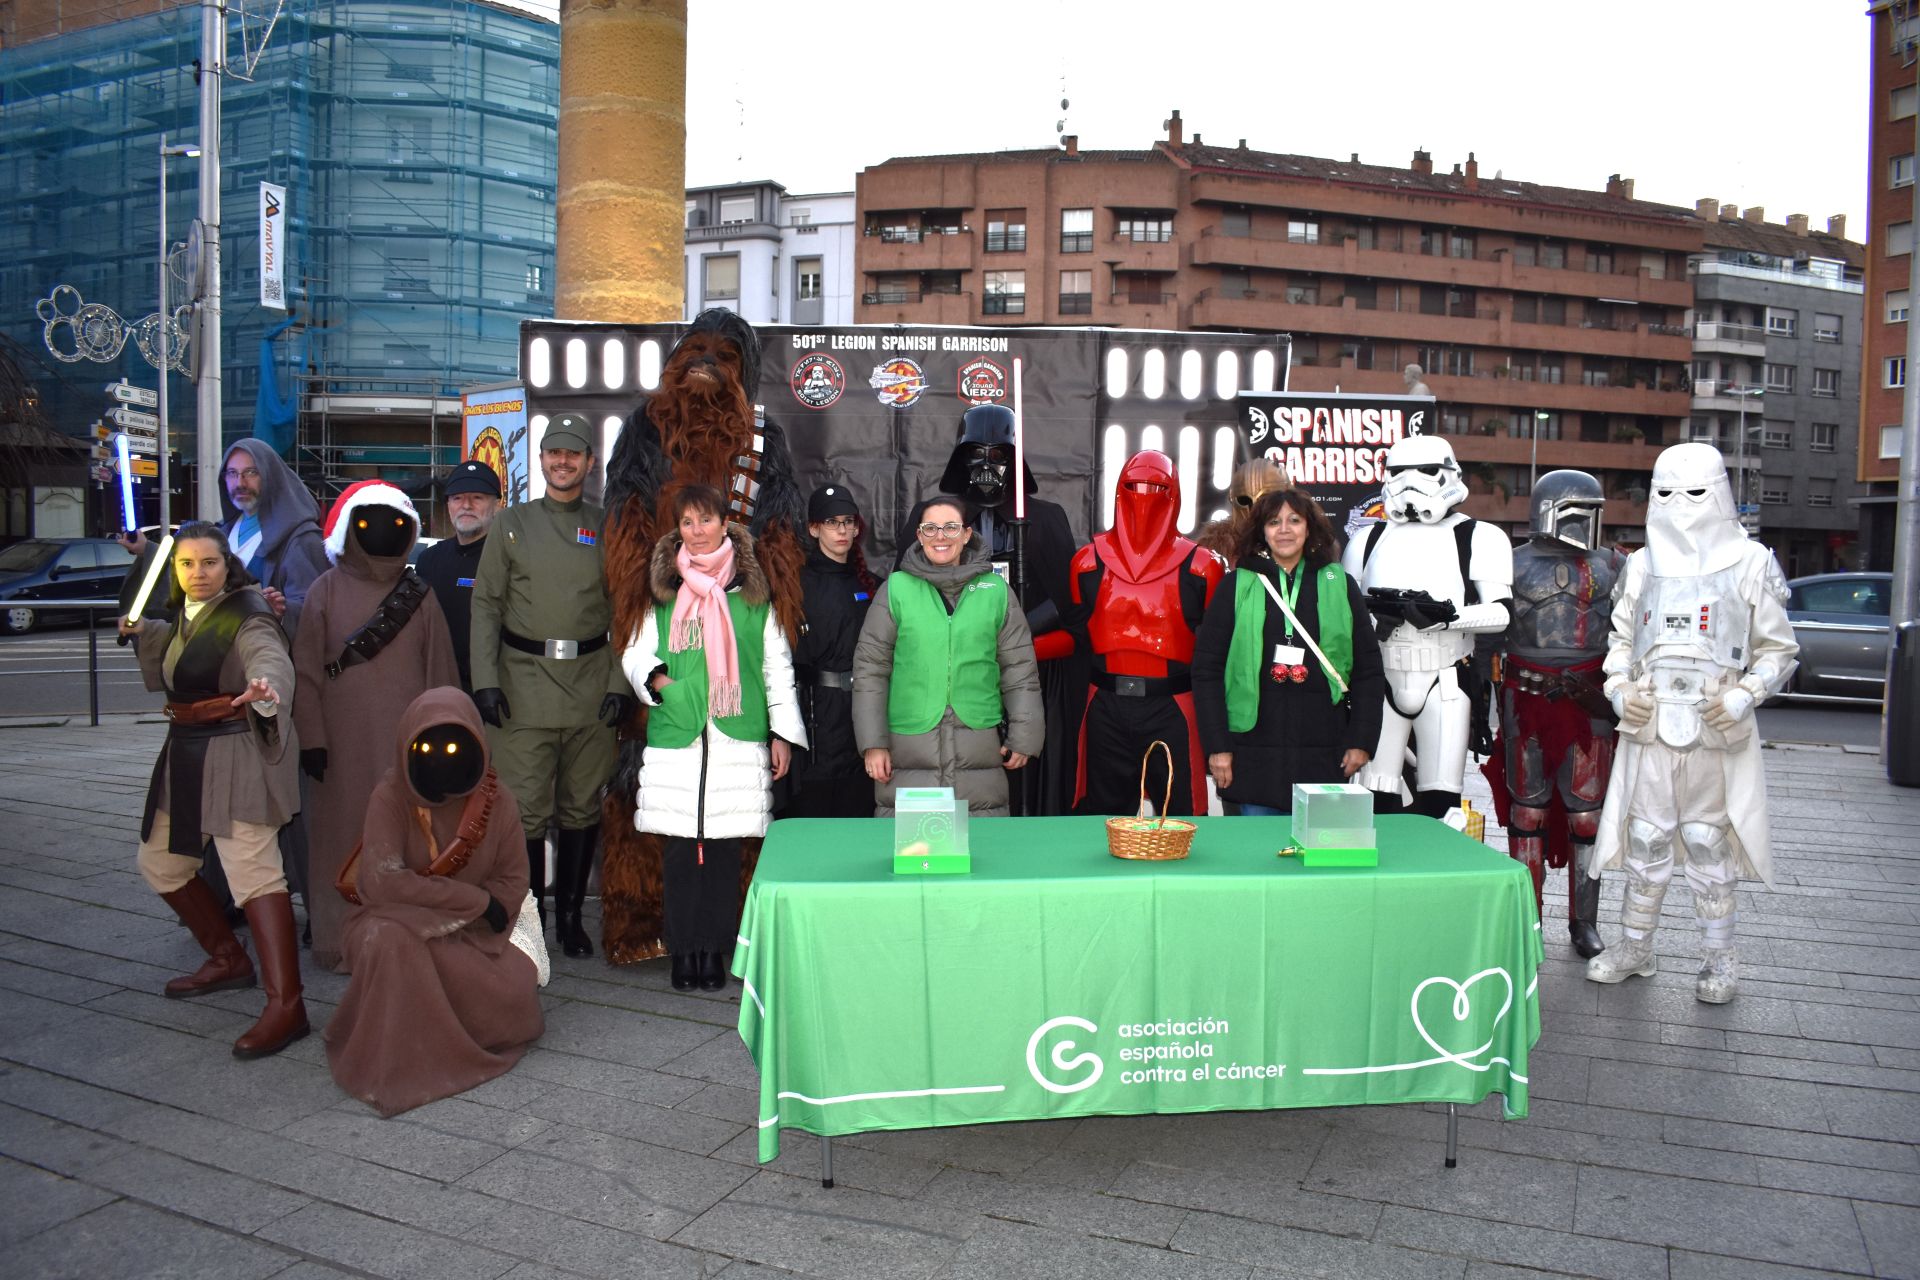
[[1235, 390, 1437, 540], [258, 183, 287, 312]]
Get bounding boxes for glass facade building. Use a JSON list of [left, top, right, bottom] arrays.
[[0, 0, 558, 503]]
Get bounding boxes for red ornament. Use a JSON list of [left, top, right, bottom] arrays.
[[1288, 664, 1309, 684]]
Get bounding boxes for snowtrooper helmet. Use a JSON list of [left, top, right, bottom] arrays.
[[1645, 443, 1745, 574], [1381, 434, 1468, 524], [1529, 469, 1606, 551]]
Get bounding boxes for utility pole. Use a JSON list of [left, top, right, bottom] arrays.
[[195, 0, 226, 520]]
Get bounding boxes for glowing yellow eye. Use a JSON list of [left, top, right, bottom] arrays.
[[356, 518, 367, 529], [445, 743, 457, 753]]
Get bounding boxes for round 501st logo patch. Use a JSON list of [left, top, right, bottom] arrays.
[[958, 357, 1008, 404], [790, 353, 846, 409], [869, 358, 929, 408]]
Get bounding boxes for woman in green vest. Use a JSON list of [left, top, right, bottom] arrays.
[[619, 486, 806, 991], [852, 496, 1043, 817], [1192, 489, 1385, 816]]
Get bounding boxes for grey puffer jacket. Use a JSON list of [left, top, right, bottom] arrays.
[[851, 542, 1043, 817]]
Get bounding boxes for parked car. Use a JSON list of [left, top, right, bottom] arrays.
[[1781, 572, 1891, 702], [0, 538, 139, 634]]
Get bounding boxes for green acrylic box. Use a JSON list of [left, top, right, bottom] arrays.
[[893, 786, 971, 875], [1291, 782, 1379, 867]]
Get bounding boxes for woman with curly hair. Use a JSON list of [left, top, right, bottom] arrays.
[[1192, 489, 1385, 815]]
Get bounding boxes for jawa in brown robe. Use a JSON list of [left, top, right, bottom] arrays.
[[1195, 458, 1292, 568], [325, 688, 543, 1116], [598, 310, 807, 964], [294, 481, 459, 970]]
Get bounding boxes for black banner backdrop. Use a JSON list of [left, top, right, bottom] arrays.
[[1234, 390, 1438, 541], [518, 322, 1288, 563]]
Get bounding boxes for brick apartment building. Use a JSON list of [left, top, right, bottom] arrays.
[[1864, 0, 1919, 569], [855, 113, 1714, 536]]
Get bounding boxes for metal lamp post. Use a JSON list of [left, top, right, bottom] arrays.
[[1732, 385, 1763, 519], [157, 136, 199, 532], [1528, 409, 1551, 495]]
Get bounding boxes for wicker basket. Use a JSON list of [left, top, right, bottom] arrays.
[[1107, 740, 1197, 861]]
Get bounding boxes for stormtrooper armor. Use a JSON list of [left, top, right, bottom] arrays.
[[1585, 444, 1797, 1003], [1491, 470, 1623, 958], [1341, 434, 1513, 816]]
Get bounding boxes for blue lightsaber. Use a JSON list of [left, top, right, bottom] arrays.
[[115, 432, 137, 532]]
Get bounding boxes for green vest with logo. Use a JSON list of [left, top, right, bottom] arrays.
[[645, 593, 770, 748], [885, 570, 1008, 735]]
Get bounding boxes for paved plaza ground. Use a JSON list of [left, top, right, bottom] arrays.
[[0, 714, 1916, 1279]]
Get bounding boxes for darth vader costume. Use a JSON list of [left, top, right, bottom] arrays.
[[897, 405, 1085, 816]]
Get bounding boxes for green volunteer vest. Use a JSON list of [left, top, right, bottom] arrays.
[[885, 570, 1008, 735], [645, 593, 771, 747], [1225, 562, 1355, 730]]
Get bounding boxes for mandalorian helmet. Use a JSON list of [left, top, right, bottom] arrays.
[[1230, 457, 1291, 510], [1381, 434, 1469, 525], [1528, 469, 1606, 551], [938, 404, 1036, 508]]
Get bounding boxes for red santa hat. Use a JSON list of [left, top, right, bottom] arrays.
[[322, 480, 419, 562]]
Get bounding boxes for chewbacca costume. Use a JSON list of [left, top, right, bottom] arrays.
[[598, 311, 807, 964]]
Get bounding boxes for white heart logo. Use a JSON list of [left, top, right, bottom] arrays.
[[1409, 968, 1513, 1071]]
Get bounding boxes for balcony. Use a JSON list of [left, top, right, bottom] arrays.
[[688, 219, 778, 244], [859, 226, 976, 274], [1692, 321, 1766, 357], [1107, 231, 1178, 273], [1286, 364, 1690, 421], [854, 290, 976, 326], [1691, 380, 1765, 412]]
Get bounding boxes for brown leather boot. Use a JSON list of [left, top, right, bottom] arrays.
[[233, 892, 309, 1059], [158, 879, 256, 999]]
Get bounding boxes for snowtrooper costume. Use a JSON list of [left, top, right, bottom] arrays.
[[1585, 444, 1797, 1003], [1341, 434, 1513, 816]]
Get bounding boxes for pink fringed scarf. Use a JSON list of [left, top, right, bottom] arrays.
[[670, 537, 742, 718]]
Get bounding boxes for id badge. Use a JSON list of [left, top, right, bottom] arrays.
[[1273, 644, 1306, 666]]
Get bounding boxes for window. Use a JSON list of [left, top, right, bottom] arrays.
[[1059, 270, 1092, 314], [1287, 218, 1320, 244], [1889, 356, 1909, 388], [1896, 154, 1916, 190], [1807, 481, 1834, 509], [787, 207, 811, 226], [1539, 240, 1566, 269], [1285, 279, 1320, 305], [1440, 407, 1473, 434], [1891, 222, 1914, 257], [1119, 216, 1172, 243], [1811, 422, 1838, 452], [1449, 231, 1474, 260], [1797, 578, 1888, 614], [1443, 348, 1474, 378], [1764, 363, 1795, 393], [703, 254, 739, 301], [1897, 84, 1919, 121], [1890, 289, 1910, 323], [984, 270, 1026, 315], [1686, 416, 1719, 443], [1511, 239, 1537, 267], [1220, 209, 1250, 237], [1766, 308, 1798, 337], [1882, 425, 1905, 459], [525, 260, 545, 294], [1586, 247, 1614, 273], [1511, 295, 1537, 324], [1759, 480, 1791, 505], [718, 195, 756, 225], [1761, 420, 1792, 448], [1060, 208, 1093, 253], [1811, 368, 1839, 398], [1812, 312, 1841, 342], [796, 258, 822, 301], [985, 210, 1026, 253], [1581, 366, 1611, 388]]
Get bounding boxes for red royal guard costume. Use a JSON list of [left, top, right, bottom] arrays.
[[1070, 450, 1224, 815]]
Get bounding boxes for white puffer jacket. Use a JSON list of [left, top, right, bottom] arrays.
[[618, 527, 806, 840]]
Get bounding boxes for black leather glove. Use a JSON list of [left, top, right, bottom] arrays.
[[300, 747, 328, 782], [599, 691, 639, 728], [473, 687, 510, 727], [1401, 595, 1459, 630], [481, 895, 509, 934]]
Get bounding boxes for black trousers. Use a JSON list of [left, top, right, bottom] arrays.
[[782, 774, 876, 819], [661, 836, 742, 953], [1075, 690, 1196, 817]]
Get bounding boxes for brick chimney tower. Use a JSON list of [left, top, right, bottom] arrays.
[[1828, 214, 1848, 239], [1786, 214, 1810, 236], [1742, 206, 1765, 223], [1464, 152, 1479, 191], [1164, 109, 1183, 146], [1411, 148, 1433, 175], [1696, 198, 1720, 221]]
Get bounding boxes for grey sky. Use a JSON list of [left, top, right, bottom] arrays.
[[684, 0, 1868, 237]]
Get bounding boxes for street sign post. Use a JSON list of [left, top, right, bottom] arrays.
[[111, 406, 160, 432], [104, 379, 158, 408]]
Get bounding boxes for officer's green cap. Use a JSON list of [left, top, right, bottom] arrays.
[[543, 412, 594, 453]]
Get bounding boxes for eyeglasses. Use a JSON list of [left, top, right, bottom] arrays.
[[819, 516, 859, 531], [917, 522, 967, 538], [222, 467, 260, 482]]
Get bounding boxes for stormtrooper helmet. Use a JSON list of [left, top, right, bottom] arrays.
[[1529, 469, 1606, 550], [1381, 434, 1468, 524], [1645, 442, 1745, 573]]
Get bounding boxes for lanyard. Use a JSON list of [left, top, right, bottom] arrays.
[[1273, 561, 1303, 638]]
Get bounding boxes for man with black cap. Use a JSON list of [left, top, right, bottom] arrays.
[[416, 460, 503, 693], [470, 414, 636, 960], [785, 484, 879, 818]]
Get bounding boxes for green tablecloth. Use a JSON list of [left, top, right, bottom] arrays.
[[735, 814, 1541, 1162]]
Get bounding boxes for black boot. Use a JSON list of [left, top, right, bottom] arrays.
[[1569, 863, 1606, 959], [697, 950, 727, 991], [670, 953, 697, 991], [525, 836, 548, 929], [555, 826, 597, 959]]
